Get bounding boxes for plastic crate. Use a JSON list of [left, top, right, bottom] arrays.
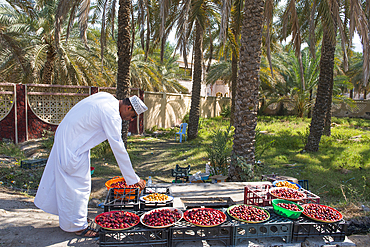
[[99, 225, 168, 247], [298, 180, 309, 191], [140, 186, 173, 211], [292, 217, 348, 242], [244, 183, 273, 206], [244, 184, 320, 207], [299, 188, 320, 204], [230, 207, 293, 245], [20, 158, 47, 169], [169, 208, 233, 247], [103, 188, 141, 212]]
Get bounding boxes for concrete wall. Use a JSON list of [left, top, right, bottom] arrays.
[[143, 92, 231, 130]]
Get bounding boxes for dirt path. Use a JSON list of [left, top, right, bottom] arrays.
[[0, 186, 102, 247]]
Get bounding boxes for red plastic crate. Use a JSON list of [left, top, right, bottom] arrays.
[[244, 184, 320, 206], [244, 183, 273, 206], [300, 189, 320, 204]]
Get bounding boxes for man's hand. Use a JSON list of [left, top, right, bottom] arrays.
[[135, 179, 146, 190]]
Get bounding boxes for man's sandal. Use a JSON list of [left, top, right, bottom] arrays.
[[75, 226, 99, 238]]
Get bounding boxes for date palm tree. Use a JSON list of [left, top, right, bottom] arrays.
[[175, 0, 220, 140], [228, 0, 265, 181], [0, 2, 115, 85], [304, 0, 369, 151]]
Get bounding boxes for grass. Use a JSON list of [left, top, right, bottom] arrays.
[[0, 115, 369, 216]]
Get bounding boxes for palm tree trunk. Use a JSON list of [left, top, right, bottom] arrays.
[[42, 45, 56, 84], [117, 0, 132, 147], [228, 0, 264, 181], [187, 21, 203, 140], [305, 23, 337, 152], [323, 76, 334, 136], [230, 53, 237, 126]]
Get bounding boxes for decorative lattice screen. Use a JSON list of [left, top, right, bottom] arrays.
[[0, 84, 15, 121], [267, 103, 278, 110], [345, 102, 367, 113], [27, 85, 90, 125], [283, 101, 295, 111]]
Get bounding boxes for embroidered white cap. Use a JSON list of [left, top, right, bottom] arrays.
[[129, 95, 148, 115]]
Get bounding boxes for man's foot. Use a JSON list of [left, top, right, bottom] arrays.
[[75, 226, 99, 238]]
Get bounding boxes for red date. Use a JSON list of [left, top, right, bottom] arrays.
[[303, 204, 342, 222], [95, 211, 139, 229], [270, 188, 305, 200], [229, 205, 269, 222], [277, 202, 301, 211], [142, 209, 181, 227], [184, 208, 225, 226], [110, 180, 139, 189]]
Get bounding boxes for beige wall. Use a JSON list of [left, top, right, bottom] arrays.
[[143, 92, 231, 130]]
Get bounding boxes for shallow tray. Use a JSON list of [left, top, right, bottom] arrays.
[[95, 211, 140, 231], [140, 207, 183, 228], [302, 204, 343, 223], [227, 204, 270, 223], [140, 194, 174, 203], [269, 187, 306, 201], [183, 208, 226, 227]]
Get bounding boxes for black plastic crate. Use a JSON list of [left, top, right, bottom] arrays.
[[292, 217, 348, 242], [20, 158, 47, 169], [103, 188, 141, 212], [230, 207, 293, 245], [140, 186, 173, 211], [99, 225, 168, 247], [298, 180, 309, 191], [169, 208, 233, 247]]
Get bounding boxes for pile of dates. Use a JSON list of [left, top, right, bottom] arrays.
[[95, 211, 139, 229], [270, 188, 305, 200], [277, 202, 302, 212], [142, 208, 182, 227], [110, 180, 139, 189], [184, 208, 226, 226], [143, 193, 169, 201], [303, 204, 342, 222], [229, 205, 269, 222], [275, 181, 299, 190]]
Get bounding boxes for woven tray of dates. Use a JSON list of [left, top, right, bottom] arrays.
[[95, 211, 140, 230], [140, 207, 183, 228], [269, 187, 306, 201], [302, 203, 343, 223], [183, 208, 227, 227], [227, 204, 270, 223], [140, 193, 174, 203]]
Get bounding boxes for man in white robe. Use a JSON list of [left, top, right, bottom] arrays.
[[34, 92, 147, 237]]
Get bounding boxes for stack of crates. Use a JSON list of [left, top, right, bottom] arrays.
[[99, 211, 169, 247], [169, 208, 233, 247], [103, 187, 141, 212], [140, 187, 173, 211], [244, 183, 320, 207], [99, 185, 173, 246], [230, 208, 293, 246], [292, 217, 348, 242]]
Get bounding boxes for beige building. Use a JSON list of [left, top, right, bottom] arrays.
[[176, 55, 230, 97]]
